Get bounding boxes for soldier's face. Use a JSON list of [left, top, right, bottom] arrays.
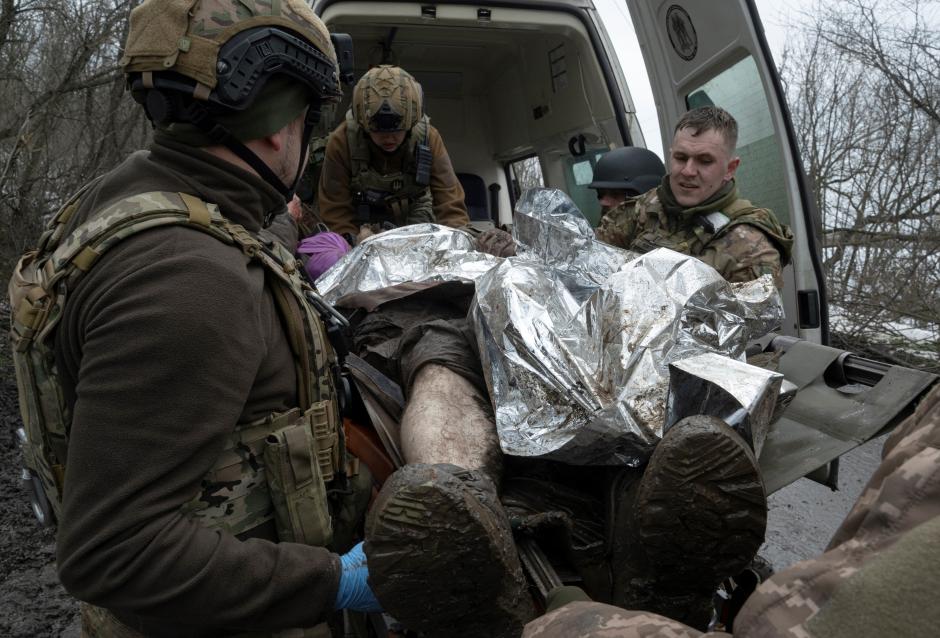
[[597, 188, 628, 213], [369, 130, 407, 153], [668, 128, 740, 207]]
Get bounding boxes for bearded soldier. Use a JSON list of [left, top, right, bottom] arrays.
[[8, 1, 381, 635], [318, 64, 469, 244], [597, 106, 793, 288]]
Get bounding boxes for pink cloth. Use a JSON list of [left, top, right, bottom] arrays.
[[298, 232, 350, 280]]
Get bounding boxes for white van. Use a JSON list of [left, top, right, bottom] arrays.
[[315, 0, 824, 339], [314, 0, 937, 496]]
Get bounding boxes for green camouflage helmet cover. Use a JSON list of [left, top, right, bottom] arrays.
[[352, 65, 423, 132], [121, 0, 339, 98]]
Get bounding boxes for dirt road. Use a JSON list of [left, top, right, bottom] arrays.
[[0, 350, 80, 636]]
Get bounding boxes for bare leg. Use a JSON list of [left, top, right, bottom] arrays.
[[400, 363, 503, 484]]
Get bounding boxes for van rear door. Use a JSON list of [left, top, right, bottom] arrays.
[[619, 1, 937, 490], [627, 0, 827, 344]]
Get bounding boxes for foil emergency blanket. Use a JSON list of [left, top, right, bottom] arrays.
[[666, 353, 784, 457], [470, 189, 783, 465], [315, 223, 501, 305], [512, 188, 638, 302], [315, 189, 784, 466]]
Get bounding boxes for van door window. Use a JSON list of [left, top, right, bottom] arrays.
[[563, 151, 607, 226], [507, 155, 545, 203], [685, 56, 791, 224]]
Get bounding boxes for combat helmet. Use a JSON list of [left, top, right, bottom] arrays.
[[121, 0, 349, 199], [589, 146, 666, 195], [352, 65, 423, 132]]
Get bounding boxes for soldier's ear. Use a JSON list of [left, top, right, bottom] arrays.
[[724, 156, 740, 181]]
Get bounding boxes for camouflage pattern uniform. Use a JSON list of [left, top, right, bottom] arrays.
[[6, 2, 368, 636], [596, 179, 793, 288], [524, 382, 940, 637]]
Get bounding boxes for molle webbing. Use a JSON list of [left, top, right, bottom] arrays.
[[8, 191, 342, 538], [345, 112, 432, 223], [9, 191, 234, 520], [181, 402, 339, 540]]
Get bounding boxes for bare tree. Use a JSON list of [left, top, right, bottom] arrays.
[[0, 0, 148, 275], [780, 0, 940, 370]]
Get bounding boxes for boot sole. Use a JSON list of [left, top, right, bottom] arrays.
[[636, 415, 767, 591], [365, 464, 534, 638]]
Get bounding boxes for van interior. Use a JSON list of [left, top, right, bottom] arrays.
[[317, 0, 826, 341], [318, 2, 642, 227]]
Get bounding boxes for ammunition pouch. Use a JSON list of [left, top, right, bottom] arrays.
[[263, 402, 338, 546]]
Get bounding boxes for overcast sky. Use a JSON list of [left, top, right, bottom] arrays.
[[592, 0, 809, 159]]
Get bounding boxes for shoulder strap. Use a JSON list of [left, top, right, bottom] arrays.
[[48, 192, 235, 288], [345, 110, 371, 179], [13, 192, 238, 352], [704, 197, 795, 265], [410, 116, 432, 187]]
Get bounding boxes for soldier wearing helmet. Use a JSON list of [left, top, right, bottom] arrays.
[[588, 146, 665, 214], [318, 65, 469, 243], [7, 1, 382, 636]]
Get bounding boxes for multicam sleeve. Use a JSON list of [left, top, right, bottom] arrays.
[[733, 383, 940, 637], [523, 601, 714, 638], [595, 201, 639, 248], [704, 224, 784, 288]]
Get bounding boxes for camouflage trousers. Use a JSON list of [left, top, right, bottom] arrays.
[[524, 383, 940, 637]]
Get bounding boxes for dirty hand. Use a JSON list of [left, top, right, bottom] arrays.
[[475, 227, 517, 257], [334, 542, 382, 613], [287, 195, 303, 222], [356, 225, 375, 244]]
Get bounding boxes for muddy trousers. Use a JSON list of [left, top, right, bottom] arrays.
[[523, 383, 940, 638], [349, 287, 502, 482]]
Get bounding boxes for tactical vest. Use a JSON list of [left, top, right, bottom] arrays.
[[345, 110, 432, 225], [629, 193, 793, 265], [9, 189, 346, 547]]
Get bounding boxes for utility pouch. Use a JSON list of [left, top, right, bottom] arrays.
[[353, 189, 388, 225], [263, 414, 333, 547]]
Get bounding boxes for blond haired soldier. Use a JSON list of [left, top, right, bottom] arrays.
[[318, 64, 469, 243], [8, 1, 381, 635], [597, 106, 793, 288]]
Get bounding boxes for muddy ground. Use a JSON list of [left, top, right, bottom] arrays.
[[0, 316, 886, 637], [0, 331, 81, 637]]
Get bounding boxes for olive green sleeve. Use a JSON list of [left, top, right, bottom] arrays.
[[317, 122, 359, 237], [404, 186, 436, 225], [427, 126, 469, 228]]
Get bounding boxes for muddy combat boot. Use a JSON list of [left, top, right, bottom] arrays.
[[365, 463, 535, 637], [611, 415, 767, 630]]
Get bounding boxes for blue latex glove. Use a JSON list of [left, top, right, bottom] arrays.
[[334, 542, 383, 613]]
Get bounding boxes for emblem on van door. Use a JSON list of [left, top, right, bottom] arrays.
[[666, 5, 697, 61]]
